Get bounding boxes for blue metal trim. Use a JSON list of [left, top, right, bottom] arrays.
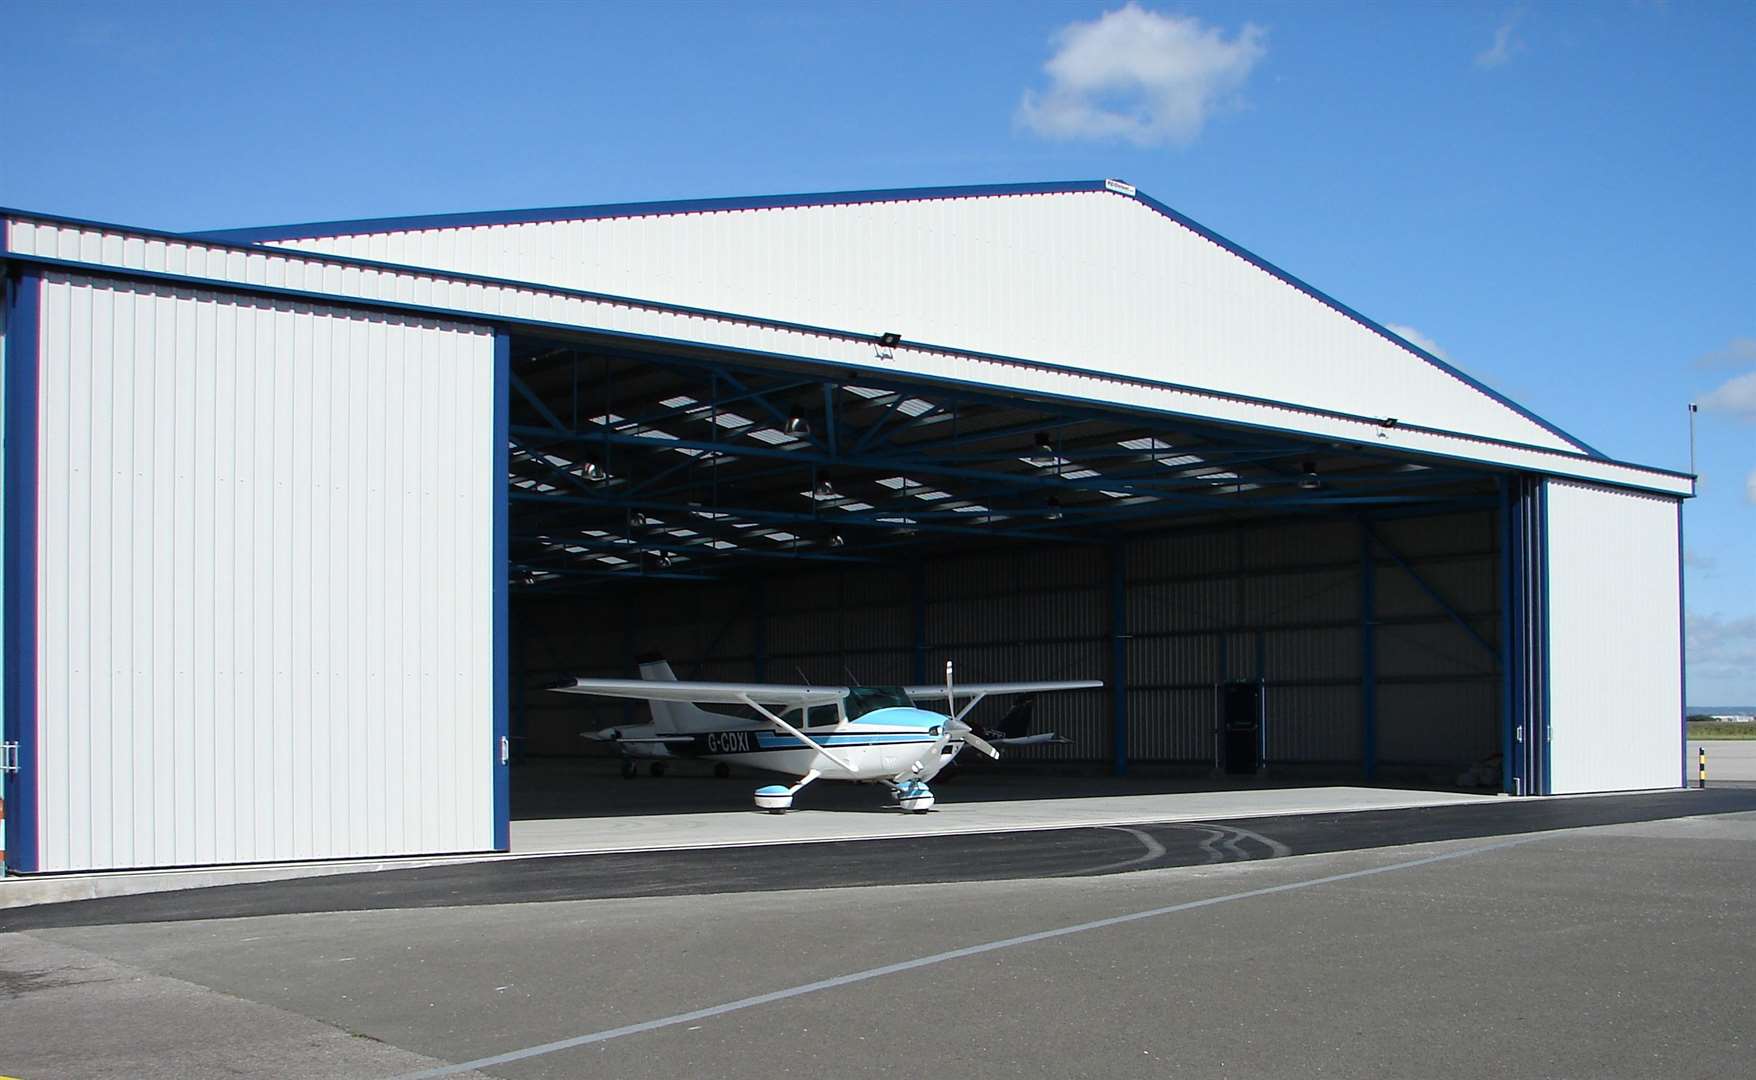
[[1497, 478, 1515, 796], [492, 332, 511, 851], [1360, 520, 1377, 783], [1110, 543, 1128, 778], [1538, 480, 1553, 796], [0, 243, 1695, 488], [1125, 191, 1606, 459], [3, 271, 41, 872], [1676, 499, 1687, 789], [185, 181, 1107, 243]]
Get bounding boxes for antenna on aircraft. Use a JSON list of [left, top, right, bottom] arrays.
[[843, 665, 863, 687]]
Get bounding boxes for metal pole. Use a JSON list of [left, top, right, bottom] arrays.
[[1698, 746, 1707, 789]]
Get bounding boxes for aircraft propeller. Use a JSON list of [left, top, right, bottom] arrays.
[[945, 717, 1000, 759]]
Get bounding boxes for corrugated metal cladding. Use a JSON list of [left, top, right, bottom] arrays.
[[8, 214, 1693, 496], [271, 193, 1575, 453], [30, 273, 497, 872], [1126, 513, 1499, 772], [1544, 480, 1683, 793], [1369, 512, 1501, 769]]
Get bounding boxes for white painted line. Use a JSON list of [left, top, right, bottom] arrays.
[[389, 834, 1543, 1080]]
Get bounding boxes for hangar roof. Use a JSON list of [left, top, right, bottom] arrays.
[[200, 180, 1594, 458], [2, 203, 1691, 501]]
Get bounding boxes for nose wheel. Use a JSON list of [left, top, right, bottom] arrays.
[[894, 780, 935, 814]]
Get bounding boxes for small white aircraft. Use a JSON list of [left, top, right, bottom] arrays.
[[557, 658, 1100, 813]]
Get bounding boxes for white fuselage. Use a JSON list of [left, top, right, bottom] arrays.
[[593, 706, 966, 783]]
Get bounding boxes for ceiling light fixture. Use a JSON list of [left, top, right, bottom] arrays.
[[813, 472, 836, 499], [1045, 496, 1064, 521], [1028, 431, 1056, 467], [1298, 461, 1322, 490]]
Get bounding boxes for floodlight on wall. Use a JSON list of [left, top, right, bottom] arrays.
[[877, 332, 902, 348], [1298, 461, 1322, 491], [1045, 496, 1064, 521]]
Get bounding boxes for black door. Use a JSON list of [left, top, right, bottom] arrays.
[[1221, 681, 1263, 775]]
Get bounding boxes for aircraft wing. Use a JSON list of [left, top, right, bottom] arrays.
[[902, 679, 1103, 700], [551, 677, 850, 709]]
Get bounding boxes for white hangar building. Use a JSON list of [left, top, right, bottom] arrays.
[[0, 180, 1691, 874]]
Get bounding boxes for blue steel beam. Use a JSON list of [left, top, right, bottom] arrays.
[[510, 489, 1086, 542], [513, 531, 880, 565], [1363, 521, 1497, 658]]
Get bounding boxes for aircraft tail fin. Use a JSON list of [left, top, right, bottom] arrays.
[[636, 654, 728, 733], [995, 695, 1038, 740]]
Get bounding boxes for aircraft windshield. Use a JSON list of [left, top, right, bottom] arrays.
[[843, 686, 912, 720]]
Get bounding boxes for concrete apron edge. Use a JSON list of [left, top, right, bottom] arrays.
[[0, 787, 1688, 910]]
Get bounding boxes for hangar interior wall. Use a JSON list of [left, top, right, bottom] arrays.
[[26, 273, 498, 872], [1544, 480, 1684, 794], [515, 509, 1501, 782]]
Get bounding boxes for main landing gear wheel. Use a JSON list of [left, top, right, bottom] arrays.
[[619, 760, 637, 780], [714, 762, 732, 779], [648, 762, 667, 778]]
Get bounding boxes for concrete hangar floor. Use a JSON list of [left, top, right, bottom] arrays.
[[4, 786, 1754, 1080]]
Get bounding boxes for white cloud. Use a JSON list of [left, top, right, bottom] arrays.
[[1687, 612, 1756, 685], [1385, 324, 1451, 362], [1698, 370, 1756, 421], [1684, 549, 1717, 573], [1016, 5, 1266, 148], [1475, 11, 1525, 69], [1694, 336, 1756, 369]]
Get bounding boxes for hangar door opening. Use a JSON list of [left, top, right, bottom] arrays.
[[502, 335, 1509, 823]]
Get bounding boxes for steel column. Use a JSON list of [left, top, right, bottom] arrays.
[[1360, 519, 1378, 783], [2, 271, 42, 872], [1109, 543, 1128, 777]]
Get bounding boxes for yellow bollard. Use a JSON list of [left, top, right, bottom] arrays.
[[1698, 746, 1707, 788]]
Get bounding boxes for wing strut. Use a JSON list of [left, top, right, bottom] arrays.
[[737, 694, 858, 775]]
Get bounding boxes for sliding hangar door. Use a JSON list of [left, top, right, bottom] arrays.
[[2, 269, 502, 873], [2, 182, 1689, 873]]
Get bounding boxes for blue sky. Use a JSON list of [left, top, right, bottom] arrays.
[[3, 1, 1751, 701]]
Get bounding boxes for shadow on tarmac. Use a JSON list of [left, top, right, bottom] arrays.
[[5, 787, 1753, 932]]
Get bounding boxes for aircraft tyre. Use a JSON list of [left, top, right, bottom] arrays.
[[714, 763, 732, 779], [619, 760, 637, 780], [649, 762, 667, 778]]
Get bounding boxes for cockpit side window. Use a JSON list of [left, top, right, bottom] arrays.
[[843, 686, 910, 720]]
